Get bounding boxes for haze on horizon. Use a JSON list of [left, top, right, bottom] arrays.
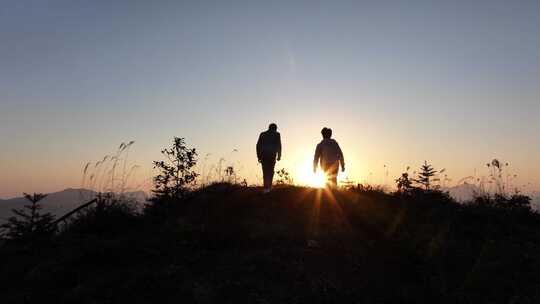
[[1, 1, 540, 199]]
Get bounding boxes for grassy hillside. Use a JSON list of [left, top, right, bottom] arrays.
[[1, 184, 540, 303]]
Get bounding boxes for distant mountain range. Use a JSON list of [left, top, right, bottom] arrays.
[[531, 191, 540, 210], [444, 184, 540, 210], [0, 189, 147, 224], [443, 183, 482, 202]]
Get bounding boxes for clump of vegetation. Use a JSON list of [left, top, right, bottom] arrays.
[[456, 158, 518, 198], [0, 193, 55, 243], [152, 137, 199, 200], [395, 162, 445, 194], [197, 149, 245, 186], [145, 137, 199, 218], [471, 193, 532, 211], [395, 166, 414, 194], [82, 141, 139, 196], [275, 168, 294, 185], [224, 166, 237, 184], [484, 158, 520, 196], [65, 192, 139, 237], [347, 183, 387, 193], [339, 177, 356, 189]]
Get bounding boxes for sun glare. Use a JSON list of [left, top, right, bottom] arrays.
[[306, 170, 327, 188], [296, 157, 328, 188], [294, 152, 351, 188]]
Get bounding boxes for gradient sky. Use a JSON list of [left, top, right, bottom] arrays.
[[1, 0, 540, 198]]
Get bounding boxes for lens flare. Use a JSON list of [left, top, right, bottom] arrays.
[[306, 170, 327, 188], [295, 157, 328, 188]]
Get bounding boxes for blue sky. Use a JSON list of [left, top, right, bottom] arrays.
[[1, 1, 540, 197]]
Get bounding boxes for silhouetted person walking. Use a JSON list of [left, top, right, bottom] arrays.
[[257, 123, 282, 193], [314, 127, 345, 187]]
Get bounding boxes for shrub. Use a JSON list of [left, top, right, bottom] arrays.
[[146, 137, 199, 217], [275, 168, 293, 185], [395, 169, 414, 194], [65, 193, 139, 237], [152, 137, 199, 199], [470, 193, 532, 211]]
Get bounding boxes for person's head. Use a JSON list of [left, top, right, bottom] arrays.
[[268, 123, 277, 131], [321, 127, 332, 139]]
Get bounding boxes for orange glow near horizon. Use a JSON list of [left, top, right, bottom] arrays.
[[293, 154, 325, 188], [293, 153, 348, 188], [302, 170, 327, 188]]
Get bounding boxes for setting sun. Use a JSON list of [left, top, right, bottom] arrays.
[[294, 156, 328, 188], [305, 170, 327, 188]]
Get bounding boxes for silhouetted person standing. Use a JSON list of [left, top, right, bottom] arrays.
[[314, 127, 345, 187], [257, 123, 282, 193]]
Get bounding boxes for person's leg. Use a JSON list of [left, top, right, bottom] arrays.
[[262, 159, 276, 191], [326, 163, 339, 188], [268, 159, 276, 189], [270, 158, 276, 189], [262, 161, 270, 190]]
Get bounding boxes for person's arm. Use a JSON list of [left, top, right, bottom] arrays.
[[256, 133, 263, 162], [337, 143, 345, 171], [277, 133, 282, 161], [313, 144, 321, 173]]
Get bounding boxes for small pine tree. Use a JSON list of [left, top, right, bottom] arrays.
[[152, 137, 199, 199], [0, 193, 55, 241], [415, 161, 438, 190]]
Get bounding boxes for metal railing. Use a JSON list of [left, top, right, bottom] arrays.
[[48, 198, 98, 230]]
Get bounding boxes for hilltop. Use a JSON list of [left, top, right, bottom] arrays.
[[1, 184, 540, 303]]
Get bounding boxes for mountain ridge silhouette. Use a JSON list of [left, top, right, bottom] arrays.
[[0, 188, 147, 223]]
